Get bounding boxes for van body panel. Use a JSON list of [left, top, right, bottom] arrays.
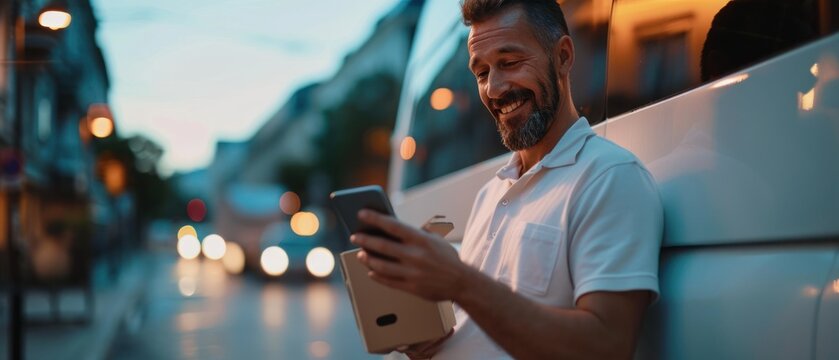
[[815, 250, 839, 360], [637, 244, 839, 359], [605, 34, 839, 247]]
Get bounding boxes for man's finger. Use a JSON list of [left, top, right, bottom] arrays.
[[368, 270, 413, 292], [351, 232, 430, 270], [350, 233, 410, 259], [358, 250, 417, 279], [358, 210, 425, 244]]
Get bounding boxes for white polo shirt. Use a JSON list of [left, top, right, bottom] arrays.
[[434, 117, 663, 359]]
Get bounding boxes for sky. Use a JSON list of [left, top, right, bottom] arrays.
[[92, 0, 401, 175]]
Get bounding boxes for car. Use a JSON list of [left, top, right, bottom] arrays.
[[258, 220, 336, 280]]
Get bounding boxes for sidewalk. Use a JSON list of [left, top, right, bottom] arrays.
[[0, 253, 150, 360]]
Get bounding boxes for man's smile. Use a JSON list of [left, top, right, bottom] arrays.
[[499, 99, 525, 115]]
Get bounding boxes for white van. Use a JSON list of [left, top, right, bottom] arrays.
[[387, 0, 839, 358]]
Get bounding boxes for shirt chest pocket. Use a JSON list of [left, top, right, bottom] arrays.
[[499, 222, 562, 296]]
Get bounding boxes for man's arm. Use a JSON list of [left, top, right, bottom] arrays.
[[456, 266, 650, 360], [352, 210, 651, 360]]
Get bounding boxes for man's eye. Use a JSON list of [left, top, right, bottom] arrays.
[[502, 60, 519, 68], [476, 71, 488, 80]]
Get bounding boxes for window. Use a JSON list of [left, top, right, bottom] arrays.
[[606, 0, 839, 117], [401, 37, 506, 190]]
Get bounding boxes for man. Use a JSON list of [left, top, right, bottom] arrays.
[[350, 0, 663, 358]]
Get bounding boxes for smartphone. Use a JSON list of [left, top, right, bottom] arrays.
[[330, 185, 399, 259]]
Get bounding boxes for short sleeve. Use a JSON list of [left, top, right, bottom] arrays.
[[567, 162, 664, 304]]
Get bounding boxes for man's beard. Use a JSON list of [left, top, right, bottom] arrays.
[[492, 66, 559, 151]]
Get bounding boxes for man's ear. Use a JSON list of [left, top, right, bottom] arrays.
[[555, 35, 575, 77]]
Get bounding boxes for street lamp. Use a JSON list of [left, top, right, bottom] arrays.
[[37, 1, 71, 30], [7, 1, 73, 359], [90, 117, 113, 138], [86, 103, 114, 139]]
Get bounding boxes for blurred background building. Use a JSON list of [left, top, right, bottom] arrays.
[[204, 0, 423, 275], [2, 0, 176, 357], [1, 0, 429, 358], [2, 0, 112, 313]]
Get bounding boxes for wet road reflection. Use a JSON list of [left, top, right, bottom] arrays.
[[109, 253, 374, 359]]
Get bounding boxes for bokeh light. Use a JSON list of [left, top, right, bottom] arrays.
[[309, 341, 331, 358], [177, 235, 201, 260], [38, 10, 71, 30], [90, 117, 113, 138], [799, 89, 815, 111], [802, 285, 820, 297], [177, 225, 198, 240], [187, 198, 207, 222], [175, 258, 200, 278], [400, 136, 416, 160], [98, 157, 126, 195], [222, 242, 246, 274], [365, 127, 392, 157], [279, 191, 301, 215], [178, 277, 196, 297], [430, 87, 454, 110], [306, 283, 336, 332], [811, 63, 819, 77], [305, 247, 335, 278], [291, 212, 319, 236], [201, 234, 227, 260], [261, 246, 289, 276], [261, 284, 288, 329]]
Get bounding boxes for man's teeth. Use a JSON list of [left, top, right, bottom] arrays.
[[500, 100, 524, 114]]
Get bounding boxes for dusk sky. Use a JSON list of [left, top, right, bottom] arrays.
[[91, 0, 401, 175]]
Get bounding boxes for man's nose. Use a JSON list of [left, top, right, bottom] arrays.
[[486, 70, 510, 100]]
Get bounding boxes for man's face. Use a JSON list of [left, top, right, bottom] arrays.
[[467, 6, 560, 151]]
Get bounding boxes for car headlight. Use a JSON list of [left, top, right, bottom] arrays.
[[305, 247, 335, 278], [261, 246, 289, 276]]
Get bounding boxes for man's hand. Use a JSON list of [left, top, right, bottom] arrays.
[[350, 209, 467, 302], [351, 210, 651, 359], [396, 329, 454, 359]]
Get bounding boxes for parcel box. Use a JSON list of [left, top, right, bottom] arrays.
[[340, 249, 456, 354]]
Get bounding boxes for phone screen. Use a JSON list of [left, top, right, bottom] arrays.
[[330, 185, 398, 259]]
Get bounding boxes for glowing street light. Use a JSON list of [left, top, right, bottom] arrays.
[[38, 9, 71, 30], [291, 212, 319, 236], [86, 104, 114, 139], [90, 117, 113, 138]]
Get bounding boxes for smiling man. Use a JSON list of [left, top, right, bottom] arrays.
[[350, 1, 663, 359]]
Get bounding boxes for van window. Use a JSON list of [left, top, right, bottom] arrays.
[[401, 37, 505, 190], [400, 0, 613, 190], [606, 0, 839, 117]]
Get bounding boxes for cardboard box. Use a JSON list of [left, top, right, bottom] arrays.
[[340, 249, 456, 354]]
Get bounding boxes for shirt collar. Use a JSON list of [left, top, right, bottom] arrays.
[[496, 117, 594, 180]]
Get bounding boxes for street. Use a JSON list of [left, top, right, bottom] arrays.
[[107, 253, 376, 359]]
